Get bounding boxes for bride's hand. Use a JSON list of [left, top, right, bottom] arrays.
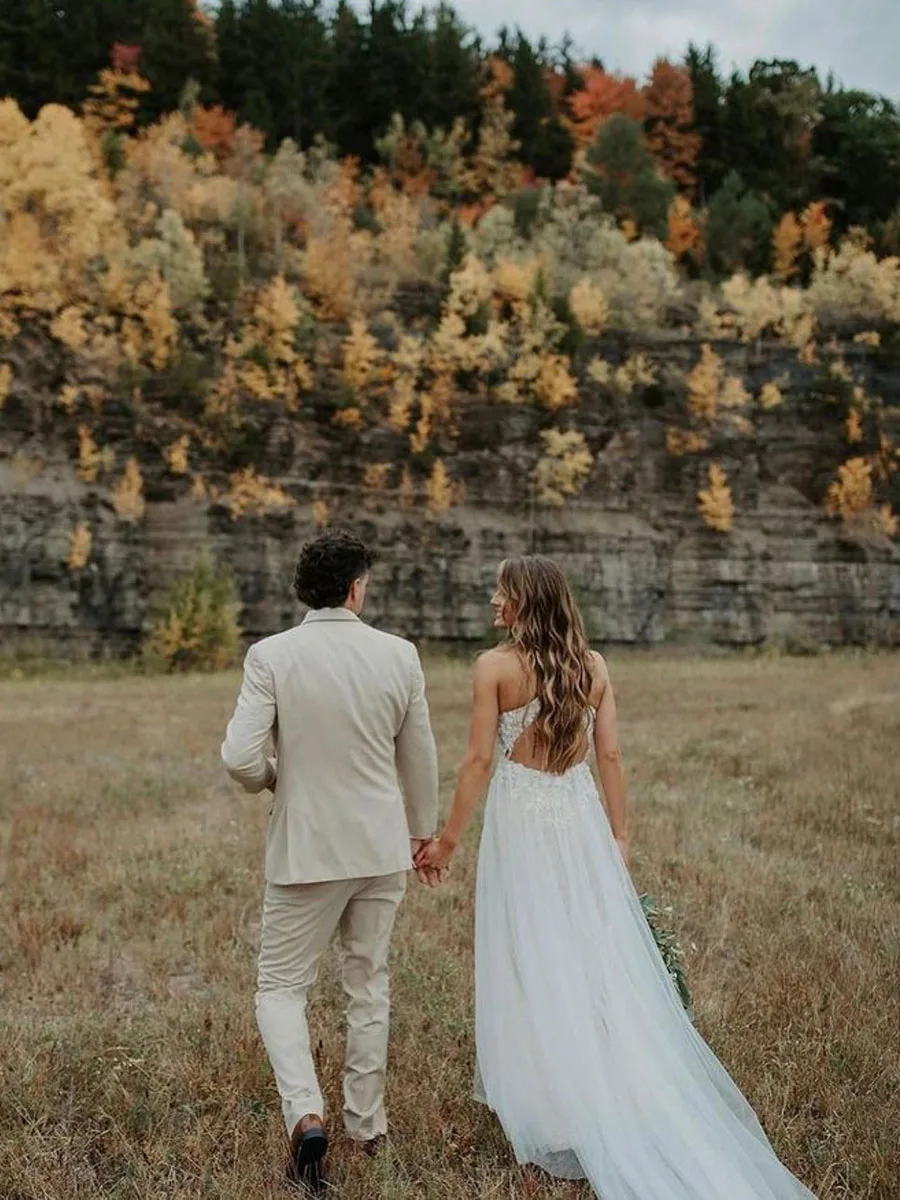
[[414, 834, 455, 873]]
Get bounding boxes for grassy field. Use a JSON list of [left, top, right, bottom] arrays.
[[1, 651, 898, 1200]]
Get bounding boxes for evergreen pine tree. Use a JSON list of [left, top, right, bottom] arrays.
[[503, 33, 573, 180], [0, 0, 63, 117], [814, 88, 900, 233], [139, 0, 216, 120], [277, 0, 333, 149], [705, 170, 774, 275], [422, 3, 481, 133], [326, 1, 370, 158], [685, 43, 725, 202]]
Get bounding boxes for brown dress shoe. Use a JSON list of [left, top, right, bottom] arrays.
[[287, 1113, 328, 1193]]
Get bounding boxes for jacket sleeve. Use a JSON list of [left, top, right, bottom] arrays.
[[394, 645, 439, 838], [221, 644, 277, 794]]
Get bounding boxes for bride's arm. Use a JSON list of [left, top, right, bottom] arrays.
[[592, 655, 630, 863], [414, 654, 499, 871]]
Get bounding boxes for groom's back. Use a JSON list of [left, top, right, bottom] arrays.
[[270, 618, 413, 768], [255, 612, 430, 884]]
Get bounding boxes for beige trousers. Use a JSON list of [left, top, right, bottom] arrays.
[[255, 871, 407, 1140]]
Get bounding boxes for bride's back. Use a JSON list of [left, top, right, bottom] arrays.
[[488, 644, 605, 775]]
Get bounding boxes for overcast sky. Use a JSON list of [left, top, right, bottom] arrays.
[[431, 0, 899, 100]]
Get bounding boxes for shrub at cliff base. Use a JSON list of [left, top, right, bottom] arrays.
[[142, 554, 241, 672]]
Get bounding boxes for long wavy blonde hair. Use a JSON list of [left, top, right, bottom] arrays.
[[499, 556, 595, 774]]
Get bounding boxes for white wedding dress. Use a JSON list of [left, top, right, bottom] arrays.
[[473, 700, 817, 1199]]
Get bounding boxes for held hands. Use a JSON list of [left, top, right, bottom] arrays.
[[413, 834, 455, 878], [415, 835, 458, 883], [410, 837, 449, 887]]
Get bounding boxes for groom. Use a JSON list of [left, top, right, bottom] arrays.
[[221, 529, 439, 1191]]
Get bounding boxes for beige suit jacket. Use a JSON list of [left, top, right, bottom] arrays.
[[221, 608, 439, 885]]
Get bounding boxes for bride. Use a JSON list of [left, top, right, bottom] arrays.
[[415, 555, 817, 1199]]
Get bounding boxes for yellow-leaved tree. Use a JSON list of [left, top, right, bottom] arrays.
[[456, 58, 520, 207], [426, 458, 465, 513], [67, 523, 92, 571], [224, 468, 295, 519], [569, 279, 609, 334], [0, 100, 121, 330], [0, 363, 12, 408], [112, 457, 146, 523], [686, 344, 749, 425], [697, 464, 734, 532], [534, 429, 593, 505], [825, 457, 873, 520]]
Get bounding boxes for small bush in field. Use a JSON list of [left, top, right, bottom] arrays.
[[143, 555, 241, 672]]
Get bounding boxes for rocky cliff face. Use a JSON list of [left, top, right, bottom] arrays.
[[2, 336, 898, 654]]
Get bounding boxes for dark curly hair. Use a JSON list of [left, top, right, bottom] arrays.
[[293, 529, 376, 609]]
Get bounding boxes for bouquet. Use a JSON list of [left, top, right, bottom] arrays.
[[639, 893, 693, 1016]]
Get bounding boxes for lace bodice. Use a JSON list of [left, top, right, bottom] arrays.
[[498, 699, 542, 756], [498, 700, 595, 762], [493, 699, 597, 829]]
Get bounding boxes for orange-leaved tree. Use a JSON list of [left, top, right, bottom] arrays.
[[666, 195, 704, 266], [772, 211, 803, 280], [192, 105, 238, 159], [642, 59, 701, 193], [800, 200, 831, 252], [567, 66, 647, 149]]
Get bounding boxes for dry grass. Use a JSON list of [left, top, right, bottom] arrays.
[[1, 651, 898, 1200]]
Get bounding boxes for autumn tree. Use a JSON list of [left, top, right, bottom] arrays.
[[567, 65, 646, 149], [642, 58, 701, 192], [697, 463, 734, 532], [800, 199, 831, 252], [534, 429, 593, 505], [772, 211, 803, 280], [191, 104, 238, 158], [457, 57, 520, 206], [82, 53, 151, 150], [666, 195, 704, 267]]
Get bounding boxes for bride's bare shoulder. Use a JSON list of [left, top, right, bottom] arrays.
[[589, 649, 609, 675], [475, 645, 525, 689], [475, 645, 514, 675], [588, 650, 611, 704]]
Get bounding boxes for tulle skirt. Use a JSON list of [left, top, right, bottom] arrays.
[[473, 758, 817, 1199]]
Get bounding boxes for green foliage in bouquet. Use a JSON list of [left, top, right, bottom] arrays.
[[639, 893, 693, 1015]]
